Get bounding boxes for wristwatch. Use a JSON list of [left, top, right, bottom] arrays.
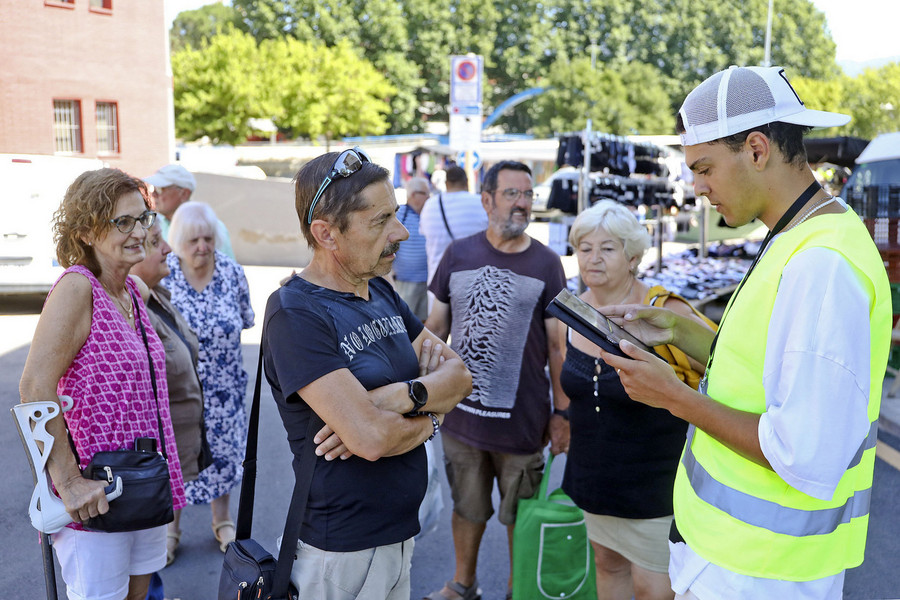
[[425, 412, 440, 442], [405, 379, 428, 417], [553, 406, 570, 420]]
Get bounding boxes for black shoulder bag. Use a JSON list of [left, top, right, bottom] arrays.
[[83, 290, 175, 532], [218, 340, 322, 600]]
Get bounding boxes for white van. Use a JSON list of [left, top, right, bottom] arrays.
[[0, 154, 104, 295]]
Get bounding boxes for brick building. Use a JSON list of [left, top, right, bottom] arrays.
[[0, 0, 172, 177]]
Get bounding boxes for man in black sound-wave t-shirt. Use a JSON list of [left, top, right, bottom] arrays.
[[425, 160, 570, 600]]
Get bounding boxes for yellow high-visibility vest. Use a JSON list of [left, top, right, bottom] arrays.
[[673, 208, 891, 581]]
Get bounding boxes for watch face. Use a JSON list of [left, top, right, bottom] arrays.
[[410, 380, 428, 405]]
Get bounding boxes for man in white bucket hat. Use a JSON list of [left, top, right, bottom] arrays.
[[144, 163, 235, 259], [600, 66, 892, 599]]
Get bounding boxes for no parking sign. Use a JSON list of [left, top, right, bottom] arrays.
[[451, 55, 483, 105]]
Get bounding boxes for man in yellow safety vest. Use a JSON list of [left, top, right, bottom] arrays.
[[601, 66, 892, 599]]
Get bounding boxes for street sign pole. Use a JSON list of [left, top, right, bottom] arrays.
[[449, 54, 484, 192]]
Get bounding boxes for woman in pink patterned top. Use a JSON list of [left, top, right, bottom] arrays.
[[19, 168, 186, 600]]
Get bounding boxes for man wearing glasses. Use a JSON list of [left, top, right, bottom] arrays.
[[425, 160, 570, 600], [262, 148, 472, 598], [143, 163, 235, 260]]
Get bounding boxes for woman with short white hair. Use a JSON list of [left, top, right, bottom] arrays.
[[560, 200, 713, 600], [163, 201, 254, 556]]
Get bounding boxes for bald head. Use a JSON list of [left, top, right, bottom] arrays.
[[404, 177, 430, 213]]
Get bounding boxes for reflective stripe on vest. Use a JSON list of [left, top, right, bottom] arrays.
[[681, 422, 876, 537]]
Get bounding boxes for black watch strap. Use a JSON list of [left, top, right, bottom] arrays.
[[553, 406, 569, 420]]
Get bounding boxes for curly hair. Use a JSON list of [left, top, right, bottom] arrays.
[[53, 168, 149, 276]]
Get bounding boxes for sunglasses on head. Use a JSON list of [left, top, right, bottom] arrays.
[[109, 210, 157, 234], [306, 147, 372, 225]]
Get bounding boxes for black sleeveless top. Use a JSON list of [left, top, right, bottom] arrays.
[[560, 340, 688, 518]]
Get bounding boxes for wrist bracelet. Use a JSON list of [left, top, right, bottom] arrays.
[[426, 412, 440, 442]]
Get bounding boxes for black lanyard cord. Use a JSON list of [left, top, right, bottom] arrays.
[[703, 180, 822, 377]]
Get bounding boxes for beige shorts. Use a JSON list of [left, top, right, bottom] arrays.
[[279, 536, 414, 600], [584, 512, 673, 573], [441, 433, 544, 525]]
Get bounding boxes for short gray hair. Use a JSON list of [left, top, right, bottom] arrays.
[[568, 200, 651, 265], [404, 176, 430, 194], [168, 202, 220, 257]]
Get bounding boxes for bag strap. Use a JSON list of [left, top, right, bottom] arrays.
[[235, 324, 322, 600], [148, 294, 197, 364], [538, 452, 554, 500], [270, 414, 320, 598], [645, 285, 717, 329], [234, 348, 264, 540], [437, 194, 455, 240], [132, 288, 168, 460]]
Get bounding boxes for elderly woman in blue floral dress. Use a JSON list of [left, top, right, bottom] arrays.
[[163, 201, 254, 555]]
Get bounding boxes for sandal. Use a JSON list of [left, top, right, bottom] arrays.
[[212, 520, 235, 553], [165, 529, 181, 566], [423, 579, 482, 600]]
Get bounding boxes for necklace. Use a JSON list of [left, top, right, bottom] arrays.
[[791, 195, 836, 230], [104, 284, 134, 321]]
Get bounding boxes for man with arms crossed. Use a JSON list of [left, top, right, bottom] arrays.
[[602, 66, 891, 599], [263, 148, 472, 599], [425, 160, 570, 600]]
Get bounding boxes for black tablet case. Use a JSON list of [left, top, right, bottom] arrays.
[[547, 289, 659, 359]]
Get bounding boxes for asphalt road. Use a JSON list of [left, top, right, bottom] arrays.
[[3, 266, 900, 600]]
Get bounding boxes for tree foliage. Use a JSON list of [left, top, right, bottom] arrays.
[[168, 0, 882, 139], [172, 28, 394, 144], [531, 58, 672, 137], [232, 0, 422, 132], [171, 27, 267, 145], [842, 63, 900, 140], [169, 3, 243, 53], [258, 38, 395, 144]]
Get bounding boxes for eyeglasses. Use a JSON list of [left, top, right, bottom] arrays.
[[109, 210, 156, 234], [306, 147, 372, 225], [491, 188, 535, 202], [150, 186, 175, 196]]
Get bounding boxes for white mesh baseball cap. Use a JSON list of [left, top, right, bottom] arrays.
[[144, 164, 196, 192], [678, 66, 850, 146]]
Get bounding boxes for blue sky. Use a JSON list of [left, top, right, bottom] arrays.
[[165, 0, 898, 65]]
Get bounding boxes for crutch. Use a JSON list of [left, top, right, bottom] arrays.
[[11, 397, 122, 600]]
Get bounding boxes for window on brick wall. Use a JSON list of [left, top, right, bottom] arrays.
[[96, 102, 119, 155], [90, 0, 113, 12], [53, 100, 83, 154], [45, 0, 75, 7]]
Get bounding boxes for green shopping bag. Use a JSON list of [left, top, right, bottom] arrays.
[[512, 453, 597, 600]]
